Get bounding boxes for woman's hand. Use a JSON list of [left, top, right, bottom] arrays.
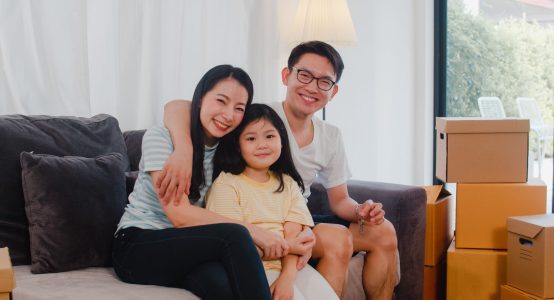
[[156, 146, 192, 206], [288, 227, 316, 270], [270, 274, 295, 300], [250, 226, 289, 260]]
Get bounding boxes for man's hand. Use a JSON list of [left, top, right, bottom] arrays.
[[156, 147, 192, 206], [250, 226, 289, 260], [270, 274, 295, 300], [358, 199, 385, 225], [288, 227, 316, 270]]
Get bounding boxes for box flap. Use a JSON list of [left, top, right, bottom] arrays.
[[423, 185, 452, 204], [507, 215, 554, 239], [435, 117, 529, 133], [0, 247, 15, 292]]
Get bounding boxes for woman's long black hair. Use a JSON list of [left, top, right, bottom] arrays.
[[213, 103, 304, 193], [189, 64, 254, 202]]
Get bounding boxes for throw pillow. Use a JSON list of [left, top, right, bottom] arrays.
[[20, 152, 127, 274], [0, 114, 129, 265]]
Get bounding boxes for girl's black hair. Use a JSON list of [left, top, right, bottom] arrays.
[[189, 64, 254, 202], [213, 103, 305, 194]]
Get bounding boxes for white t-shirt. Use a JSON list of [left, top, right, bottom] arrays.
[[268, 102, 352, 198]]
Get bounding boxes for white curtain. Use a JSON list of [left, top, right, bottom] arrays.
[[0, 0, 435, 185], [0, 0, 287, 131]]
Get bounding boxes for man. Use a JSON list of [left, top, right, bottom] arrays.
[[160, 41, 399, 299]]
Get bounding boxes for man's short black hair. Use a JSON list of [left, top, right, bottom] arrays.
[[287, 41, 344, 82]]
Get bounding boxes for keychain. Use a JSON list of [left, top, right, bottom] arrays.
[[355, 204, 365, 234]]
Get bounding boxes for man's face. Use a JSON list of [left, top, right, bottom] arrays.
[[282, 53, 339, 117]]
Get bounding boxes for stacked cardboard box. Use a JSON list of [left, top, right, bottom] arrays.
[[0, 248, 15, 300], [423, 185, 454, 300], [503, 214, 554, 299], [435, 117, 548, 300]]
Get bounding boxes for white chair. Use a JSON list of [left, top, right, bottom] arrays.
[[478, 96, 506, 118], [516, 97, 554, 179]]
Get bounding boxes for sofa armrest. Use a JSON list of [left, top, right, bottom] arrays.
[[307, 180, 426, 300]]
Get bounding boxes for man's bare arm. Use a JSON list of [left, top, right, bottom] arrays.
[[158, 100, 193, 205]]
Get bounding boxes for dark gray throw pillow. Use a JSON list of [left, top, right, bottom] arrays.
[[20, 152, 127, 274], [0, 114, 129, 265]]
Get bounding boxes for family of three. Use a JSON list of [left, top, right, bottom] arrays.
[[112, 41, 399, 300]]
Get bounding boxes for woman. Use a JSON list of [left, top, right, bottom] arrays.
[[112, 65, 278, 300]]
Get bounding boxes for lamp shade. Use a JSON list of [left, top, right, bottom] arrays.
[[292, 0, 358, 47]]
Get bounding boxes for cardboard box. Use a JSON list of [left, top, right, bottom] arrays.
[[447, 240, 507, 300], [0, 248, 15, 294], [501, 285, 547, 300], [424, 185, 455, 266], [435, 117, 529, 183], [424, 256, 447, 300], [507, 214, 554, 299], [456, 179, 546, 249]]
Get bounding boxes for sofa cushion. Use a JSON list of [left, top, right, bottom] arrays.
[[13, 265, 199, 300], [123, 129, 146, 171], [0, 114, 129, 265], [20, 152, 127, 274]]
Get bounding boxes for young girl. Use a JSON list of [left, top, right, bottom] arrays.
[[206, 103, 338, 300], [112, 65, 276, 300]]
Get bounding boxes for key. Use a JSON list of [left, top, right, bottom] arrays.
[[358, 218, 365, 235]]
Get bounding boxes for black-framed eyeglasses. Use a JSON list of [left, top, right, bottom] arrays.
[[291, 67, 336, 91]]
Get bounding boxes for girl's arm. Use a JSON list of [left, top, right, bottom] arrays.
[[157, 100, 193, 205], [270, 222, 303, 299]]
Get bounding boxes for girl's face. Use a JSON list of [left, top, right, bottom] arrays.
[[200, 78, 249, 146], [239, 118, 282, 171]]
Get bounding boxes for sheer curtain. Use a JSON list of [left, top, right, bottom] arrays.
[[0, 0, 435, 185], [0, 0, 285, 130]]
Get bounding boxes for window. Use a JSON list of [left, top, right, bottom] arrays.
[[437, 0, 554, 211]]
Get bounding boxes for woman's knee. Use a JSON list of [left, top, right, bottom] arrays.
[[219, 223, 251, 241]]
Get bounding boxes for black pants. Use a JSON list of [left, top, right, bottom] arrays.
[[112, 223, 271, 300]]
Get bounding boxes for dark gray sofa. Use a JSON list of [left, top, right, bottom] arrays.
[[1, 114, 426, 300], [124, 130, 427, 300]]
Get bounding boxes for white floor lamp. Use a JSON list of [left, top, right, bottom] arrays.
[[290, 0, 359, 120]]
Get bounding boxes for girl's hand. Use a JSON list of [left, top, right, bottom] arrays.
[[270, 275, 295, 300], [156, 147, 192, 206], [251, 226, 289, 260]]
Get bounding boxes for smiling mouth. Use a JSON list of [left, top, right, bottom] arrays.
[[300, 94, 318, 102], [213, 119, 231, 131], [254, 153, 272, 157]]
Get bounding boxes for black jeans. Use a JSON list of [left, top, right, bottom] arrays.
[[112, 223, 271, 300]]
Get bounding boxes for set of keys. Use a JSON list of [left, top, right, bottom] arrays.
[[355, 204, 365, 235]]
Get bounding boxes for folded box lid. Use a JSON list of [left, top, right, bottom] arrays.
[[435, 117, 529, 133], [507, 214, 554, 239], [423, 185, 452, 204], [0, 247, 15, 292]]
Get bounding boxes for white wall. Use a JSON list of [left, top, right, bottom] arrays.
[[300, 0, 435, 185], [0, 0, 435, 186]]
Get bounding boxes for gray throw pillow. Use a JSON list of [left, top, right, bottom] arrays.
[[20, 152, 127, 274], [0, 114, 128, 265]]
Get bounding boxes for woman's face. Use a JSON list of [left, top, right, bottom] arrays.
[[200, 78, 249, 146], [239, 118, 282, 171]]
